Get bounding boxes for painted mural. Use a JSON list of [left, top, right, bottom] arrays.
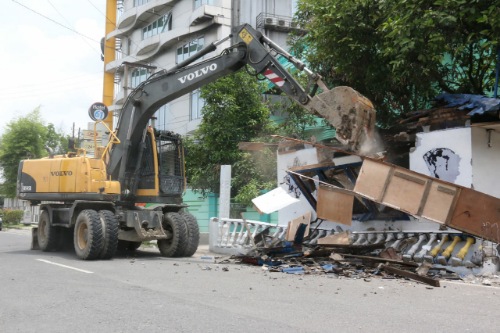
[[409, 127, 472, 188], [422, 147, 461, 183]]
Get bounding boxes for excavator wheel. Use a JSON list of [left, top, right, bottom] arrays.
[[73, 209, 104, 260], [157, 212, 188, 257], [180, 212, 200, 257], [99, 210, 119, 260], [38, 210, 61, 252]]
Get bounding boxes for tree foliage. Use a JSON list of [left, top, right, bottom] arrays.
[[0, 108, 69, 197], [292, 0, 500, 126], [184, 71, 276, 204]]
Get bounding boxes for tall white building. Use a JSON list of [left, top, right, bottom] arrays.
[[106, 0, 299, 135]]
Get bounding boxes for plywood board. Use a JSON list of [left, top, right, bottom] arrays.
[[382, 170, 427, 214], [351, 157, 500, 243], [353, 159, 391, 201], [316, 185, 354, 226], [285, 211, 312, 241], [421, 182, 458, 222], [449, 188, 500, 243]]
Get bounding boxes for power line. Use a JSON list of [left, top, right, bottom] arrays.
[[12, 0, 166, 71], [86, 0, 114, 26], [83, 0, 170, 71], [12, 0, 102, 45], [47, 0, 101, 55]]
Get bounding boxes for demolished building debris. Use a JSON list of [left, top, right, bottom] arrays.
[[210, 93, 500, 286]]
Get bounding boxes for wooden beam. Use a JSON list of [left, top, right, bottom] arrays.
[[381, 264, 440, 287]]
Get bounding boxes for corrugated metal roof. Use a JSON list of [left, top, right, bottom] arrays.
[[435, 93, 500, 116]]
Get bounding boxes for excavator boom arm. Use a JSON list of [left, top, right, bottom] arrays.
[[108, 24, 375, 195]]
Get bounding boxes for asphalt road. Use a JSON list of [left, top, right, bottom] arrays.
[[1, 228, 499, 333]]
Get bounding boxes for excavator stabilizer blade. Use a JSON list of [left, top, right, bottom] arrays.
[[309, 86, 376, 151]]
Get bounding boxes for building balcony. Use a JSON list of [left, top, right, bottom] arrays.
[[114, 88, 126, 106], [136, 34, 161, 56], [189, 4, 230, 26], [112, 0, 178, 37], [107, 22, 216, 72], [256, 12, 305, 33]]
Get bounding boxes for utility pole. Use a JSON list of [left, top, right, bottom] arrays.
[[102, 0, 117, 130]]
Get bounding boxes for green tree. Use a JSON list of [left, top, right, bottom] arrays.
[[0, 108, 69, 198], [0, 109, 48, 197], [292, 0, 500, 126], [184, 71, 275, 204], [46, 123, 70, 155]]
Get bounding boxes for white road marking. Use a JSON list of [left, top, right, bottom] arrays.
[[36, 259, 94, 274]]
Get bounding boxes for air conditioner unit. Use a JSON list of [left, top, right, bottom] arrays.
[[278, 19, 286, 26], [265, 17, 275, 25]]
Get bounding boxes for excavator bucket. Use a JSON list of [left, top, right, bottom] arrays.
[[309, 86, 376, 152]]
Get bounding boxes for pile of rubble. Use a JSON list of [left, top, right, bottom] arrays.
[[212, 224, 500, 288]]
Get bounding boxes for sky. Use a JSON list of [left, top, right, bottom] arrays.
[[0, 0, 107, 137]]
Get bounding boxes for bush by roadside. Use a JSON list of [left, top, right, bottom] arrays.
[[0, 209, 24, 229]]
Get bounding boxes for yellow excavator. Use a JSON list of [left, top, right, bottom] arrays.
[[17, 24, 375, 260]]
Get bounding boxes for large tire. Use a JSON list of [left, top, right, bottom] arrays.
[[180, 212, 200, 257], [73, 209, 104, 260], [157, 212, 187, 257], [99, 210, 119, 260], [38, 210, 61, 252]]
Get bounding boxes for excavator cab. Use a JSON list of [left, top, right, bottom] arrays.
[[155, 130, 185, 196], [134, 128, 185, 199]]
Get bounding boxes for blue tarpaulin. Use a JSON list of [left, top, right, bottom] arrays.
[[435, 93, 500, 116]]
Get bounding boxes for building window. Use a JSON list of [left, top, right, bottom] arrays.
[[131, 68, 149, 88], [190, 90, 204, 120], [134, 0, 150, 6], [153, 104, 171, 131], [176, 37, 205, 63], [142, 12, 172, 40], [194, 0, 213, 9]]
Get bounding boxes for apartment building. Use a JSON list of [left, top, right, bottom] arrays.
[[106, 0, 299, 135]]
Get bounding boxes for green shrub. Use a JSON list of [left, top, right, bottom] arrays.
[[1, 209, 24, 225]]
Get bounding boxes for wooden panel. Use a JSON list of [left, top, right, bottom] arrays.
[[353, 159, 391, 201], [382, 169, 427, 214], [449, 188, 500, 243], [285, 211, 312, 241], [421, 182, 458, 222], [351, 157, 500, 243], [317, 185, 354, 226]]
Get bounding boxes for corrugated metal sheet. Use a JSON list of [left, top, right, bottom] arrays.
[[435, 93, 500, 116]]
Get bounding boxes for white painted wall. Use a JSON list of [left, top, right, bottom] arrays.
[[471, 126, 500, 198], [277, 146, 318, 226], [409, 127, 473, 188]]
